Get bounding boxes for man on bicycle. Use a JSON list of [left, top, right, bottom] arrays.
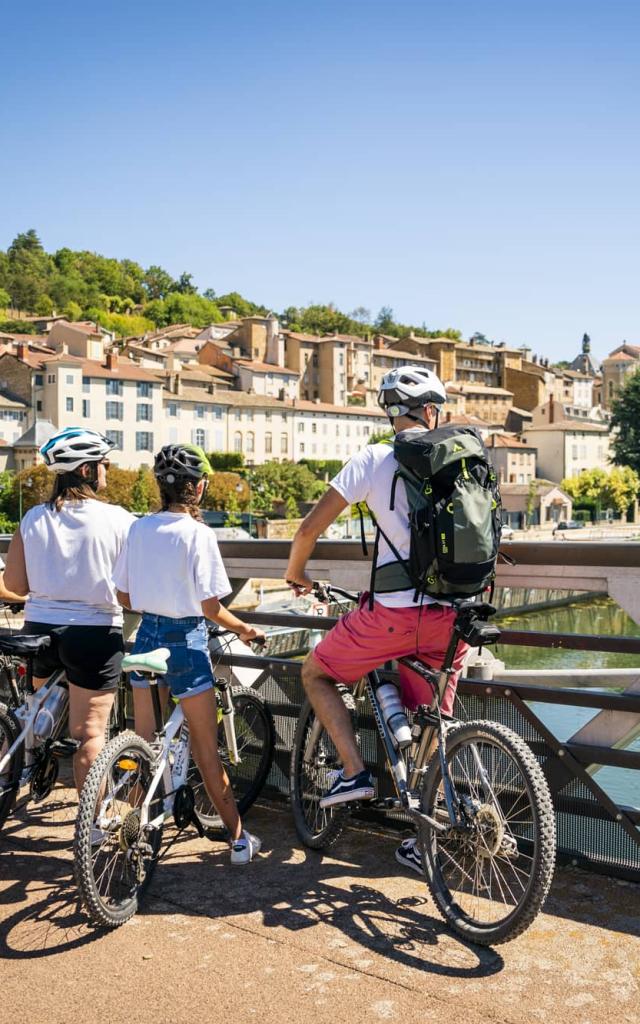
[[286, 367, 469, 872]]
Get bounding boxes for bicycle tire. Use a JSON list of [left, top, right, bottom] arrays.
[[0, 702, 22, 830], [189, 686, 275, 835], [420, 720, 556, 945], [74, 730, 165, 929], [289, 694, 354, 850]]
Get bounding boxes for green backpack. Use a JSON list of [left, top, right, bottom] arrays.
[[365, 425, 502, 604]]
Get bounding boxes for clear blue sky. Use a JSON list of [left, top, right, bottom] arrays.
[[1, 0, 638, 361]]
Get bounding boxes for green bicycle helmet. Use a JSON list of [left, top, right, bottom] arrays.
[[153, 443, 213, 483]]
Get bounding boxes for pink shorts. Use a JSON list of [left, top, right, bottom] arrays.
[[311, 595, 469, 716]]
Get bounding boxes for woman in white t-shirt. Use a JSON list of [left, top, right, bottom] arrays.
[[3, 428, 135, 792], [113, 444, 265, 865]]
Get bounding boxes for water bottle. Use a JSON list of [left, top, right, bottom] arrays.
[[375, 681, 412, 749], [33, 685, 68, 741]]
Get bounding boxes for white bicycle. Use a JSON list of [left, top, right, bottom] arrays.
[[73, 636, 274, 928]]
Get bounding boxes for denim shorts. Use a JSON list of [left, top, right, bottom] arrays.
[[130, 614, 215, 700]]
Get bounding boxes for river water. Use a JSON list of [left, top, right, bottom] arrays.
[[494, 597, 640, 811]]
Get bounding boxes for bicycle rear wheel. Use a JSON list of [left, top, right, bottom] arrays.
[[0, 703, 22, 831], [420, 720, 556, 945], [289, 695, 353, 850], [74, 730, 165, 928], [189, 686, 275, 835]]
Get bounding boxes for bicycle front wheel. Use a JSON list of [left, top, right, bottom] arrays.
[[420, 720, 556, 945], [189, 686, 275, 835], [0, 703, 22, 831], [74, 730, 165, 929]]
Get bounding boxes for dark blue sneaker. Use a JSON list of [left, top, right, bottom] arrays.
[[319, 769, 375, 808]]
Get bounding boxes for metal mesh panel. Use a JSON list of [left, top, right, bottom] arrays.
[[248, 662, 639, 880]]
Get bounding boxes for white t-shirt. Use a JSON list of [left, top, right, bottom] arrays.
[[20, 500, 135, 626], [112, 512, 232, 619], [331, 436, 441, 608]]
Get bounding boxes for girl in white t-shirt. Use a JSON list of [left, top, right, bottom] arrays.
[[113, 444, 265, 865], [3, 428, 135, 793]]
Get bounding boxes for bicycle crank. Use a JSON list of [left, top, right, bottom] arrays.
[[30, 754, 59, 802], [173, 785, 204, 837]]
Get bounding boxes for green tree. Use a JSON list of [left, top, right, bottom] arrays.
[[375, 306, 395, 332], [207, 451, 245, 471], [0, 319, 37, 334], [562, 466, 639, 518], [172, 272, 197, 295], [35, 293, 54, 315], [285, 495, 299, 519], [130, 466, 159, 513], [64, 300, 82, 321], [368, 428, 393, 444], [525, 479, 538, 529], [610, 370, 640, 475], [203, 472, 249, 512], [143, 265, 175, 300], [0, 287, 10, 310], [603, 466, 640, 515]]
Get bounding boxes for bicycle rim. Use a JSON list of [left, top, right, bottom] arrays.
[[74, 732, 164, 928], [421, 721, 555, 944]]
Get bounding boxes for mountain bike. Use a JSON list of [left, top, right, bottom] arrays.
[[290, 584, 556, 946], [0, 629, 128, 833], [74, 631, 275, 928]]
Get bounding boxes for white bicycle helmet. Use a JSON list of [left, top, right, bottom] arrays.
[[377, 366, 447, 418], [40, 427, 116, 474]]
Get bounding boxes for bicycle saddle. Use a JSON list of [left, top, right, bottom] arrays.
[[121, 647, 170, 675], [0, 634, 52, 656]]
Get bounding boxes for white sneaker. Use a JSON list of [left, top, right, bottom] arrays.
[[230, 830, 262, 865]]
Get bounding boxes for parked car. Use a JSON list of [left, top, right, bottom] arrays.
[[553, 520, 586, 536]]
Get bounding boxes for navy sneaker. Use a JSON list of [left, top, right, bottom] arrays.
[[319, 769, 375, 808], [395, 837, 423, 875]]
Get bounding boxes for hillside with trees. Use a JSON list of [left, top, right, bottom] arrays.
[[0, 229, 462, 341]]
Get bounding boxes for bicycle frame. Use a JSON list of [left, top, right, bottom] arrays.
[[0, 668, 66, 787]]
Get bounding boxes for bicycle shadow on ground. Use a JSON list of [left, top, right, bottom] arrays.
[[0, 847, 104, 960], [151, 826, 506, 980]]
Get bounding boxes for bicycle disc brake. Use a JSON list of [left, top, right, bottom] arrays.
[[30, 752, 59, 802], [173, 784, 204, 837]]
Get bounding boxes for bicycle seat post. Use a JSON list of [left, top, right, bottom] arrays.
[[149, 675, 164, 737]]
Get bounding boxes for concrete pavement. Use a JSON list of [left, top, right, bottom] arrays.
[[0, 790, 638, 1024]]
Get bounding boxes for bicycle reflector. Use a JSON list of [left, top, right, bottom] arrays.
[[117, 758, 138, 771]]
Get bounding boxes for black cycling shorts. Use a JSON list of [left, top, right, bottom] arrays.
[[21, 622, 124, 692]]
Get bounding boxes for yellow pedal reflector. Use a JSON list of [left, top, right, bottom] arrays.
[[217, 708, 223, 724], [117, 758, 138, 771]]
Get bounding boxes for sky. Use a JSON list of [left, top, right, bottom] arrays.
[[1, 0, 638, 361]]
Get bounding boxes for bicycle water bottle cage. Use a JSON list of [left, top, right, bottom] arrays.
[[121, 648, 170, 675]]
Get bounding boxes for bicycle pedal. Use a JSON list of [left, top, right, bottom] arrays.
[[50, 738, 80, 759], [370, 797, 400, 810]]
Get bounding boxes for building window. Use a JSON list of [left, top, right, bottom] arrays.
[[246, 410, 254, 421], [36, 400, 42, 412], [34, 373, 44, 386], [135, 431, 153, 451], [66, 397, 74, 412], [106, 430, 123, 449], [47, 374, 56, 384], [214, 407, 222, 420], [311, 422, 317, 434], [66, 374, 74, 385], [233, 431, 242, 453], [137, 404, 152, 422], [82, 377, 90, 393], [281, 433, 288, 454], [265, 432, 272, 454], [194, 428, 206, 447], [106, 380, 123, 396], [298, 422, 305, 432], [82, 400, 90, 418], [168, 402, 178, 417], [265, 410, 272, 421], [299, 442, 305, 454], [196, 405, 204, 419], [137, 382, 151, 398], [106, 401, 123, 420], [234, 409, 241, 421], [246, 431, 255, 454]]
